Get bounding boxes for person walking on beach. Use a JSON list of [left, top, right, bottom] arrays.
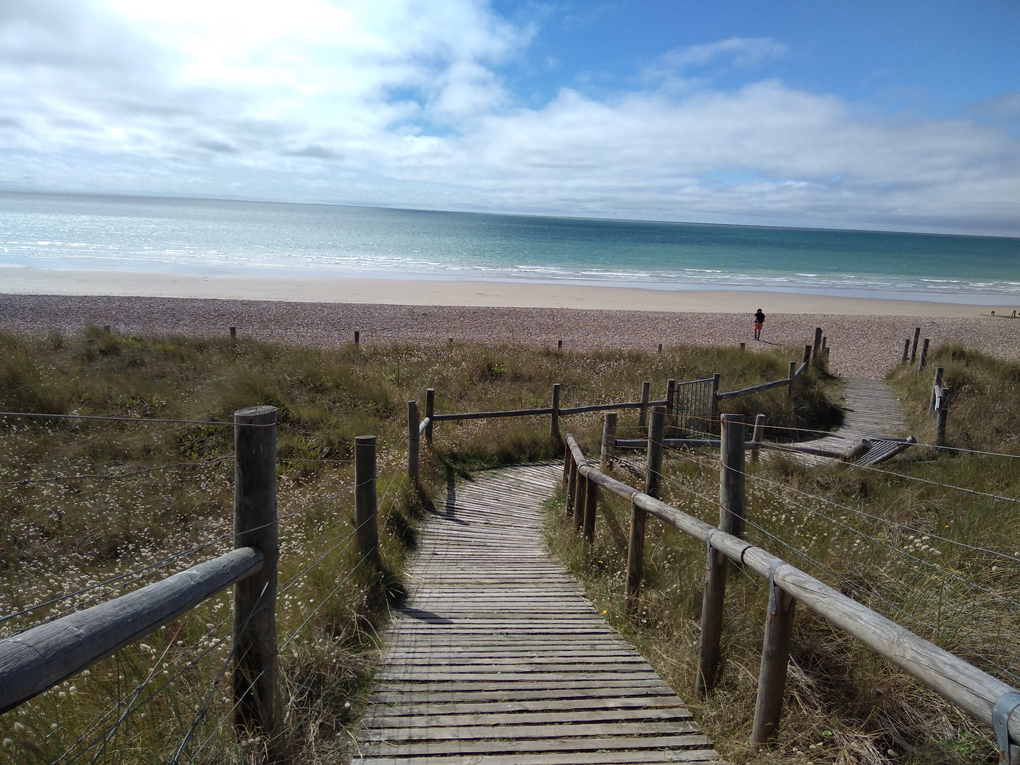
[[753, 308, 765, 340]]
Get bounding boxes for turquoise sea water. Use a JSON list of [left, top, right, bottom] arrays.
[[2, 191, 1018, 304]]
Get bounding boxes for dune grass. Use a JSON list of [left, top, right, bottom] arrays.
[[0, 328, 832, 763], [546, 346, 1019, 764]]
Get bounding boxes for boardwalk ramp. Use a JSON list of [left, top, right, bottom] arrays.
[[353, 463, 723, 764], [790, 378, 914, 466]]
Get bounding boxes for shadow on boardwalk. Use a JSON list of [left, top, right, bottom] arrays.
[[352, 463, 725, 764]]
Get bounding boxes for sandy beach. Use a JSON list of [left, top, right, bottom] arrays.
[[2, 268, 1018, 380]]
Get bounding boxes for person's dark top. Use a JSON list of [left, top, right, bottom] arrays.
[[754, 309, 765, 324]]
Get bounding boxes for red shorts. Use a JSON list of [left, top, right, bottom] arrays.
[[753, 322, 763, 330]]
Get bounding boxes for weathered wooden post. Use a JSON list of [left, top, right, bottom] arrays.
[[230, 326, 236, 339], [665, 379, 676, 434], [751, 413, 767, 465], [566, 453, 578, 518], [558, 339, 563, 350], [551, 383, 561, 440], [902, 338, 910, 363], [573, 470, 585, 533], [917, 339, 930, 372], [628, 408, 664, 610], [425, 388, 435, 446], [407, 401, 419, 489], [355, 435, 379, 566], [721, 414, 746, 540], [822, 336, 827, 350], [697, 413, 746, 695], [802, 345, 811, 366], [582, 474, 598, 544], [739, 342, 745, 350], [930, 367, 944, 411], [354, 330, 360, 346], [104, 325, 110, 333], [787, 361, 796, 397], [638, 381, 651, 429], [645, 407, 665, 500], [910, 327, 921, 364], [233, 406, 279, 743], [812, 327, 823, 361], [936, 388, 950, 447], [709, 373, 721, 433], [752, 570, 797, 747], [657, 343, 663, 354], [600, 412, 618, 470]]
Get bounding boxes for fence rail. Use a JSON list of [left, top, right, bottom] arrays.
[[0, 547, 263, 715], [561, 414, 1020, 757]]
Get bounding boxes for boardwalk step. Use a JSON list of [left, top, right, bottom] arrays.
[[352, 464, 725, 764]]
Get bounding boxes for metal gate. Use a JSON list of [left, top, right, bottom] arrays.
[[673, 377, 716, 436]]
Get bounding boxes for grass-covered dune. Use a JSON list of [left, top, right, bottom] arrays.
[[0, 327, 834, 763], [7, 328, 1017, 764], [551, 344, 1020, 765]]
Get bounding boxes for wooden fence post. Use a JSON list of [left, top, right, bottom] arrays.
[[558, 339, 563, 350], [697, 412, 745, 695], [638, 381, 651, 429], [573, 471, 585, 533], [566, 454, 578, 518], [666, 378, 676, 424], [752, 578, 797, 747], [425, 388, 435, 446], [628, 408, 664, 611], [812, 327, 823, 361], [930, 367, 944, 411], [902, 338, 910, 363], [709, 373, 721, 433], [355, 435, 379, 566], [354, 330, 360, 346], [233, 406, 279, 743], [601, 412, 618, 470], [625, 499, 646, 613], [787, 361, 795, 397], [802, 345, 811, 366], [407, 401, 419, 489], [551, 383, 561, 440], [917, 339, 930, 372], [751, 413, 766, 465], [230, 326, 236, 339], [645, 407, 665, 500], [582, 475, 598, 544], [910, 327, 921, 364], [936, 388, 950, 447], [720, 414, 746, 540]]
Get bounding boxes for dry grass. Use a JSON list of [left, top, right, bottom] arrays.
[[545, 345, 1019, 765], [0, 328, 832, 763]]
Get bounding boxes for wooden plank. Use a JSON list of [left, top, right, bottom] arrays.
[[358, 731, 707, 756], [355, 750, 720, 765], [365, 695, 689, 716], [363, 720, 697, 742]]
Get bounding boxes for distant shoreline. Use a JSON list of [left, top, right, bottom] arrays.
[[0, 267, 1011, 318]]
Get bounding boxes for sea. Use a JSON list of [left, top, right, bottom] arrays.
[[2, 190, 1018, 305]]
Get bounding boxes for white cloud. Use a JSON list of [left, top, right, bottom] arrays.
[[0, 4, 1017, 235], [657, 37, 790, 70]]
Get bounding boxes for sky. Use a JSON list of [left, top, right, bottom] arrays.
[[1, 0, 1018, 236]]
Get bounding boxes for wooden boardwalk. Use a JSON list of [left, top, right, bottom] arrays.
[[353, 463, 724, 764], [793, 378, 912, 465]]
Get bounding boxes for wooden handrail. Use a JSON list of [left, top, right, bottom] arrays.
[[563, 435, 1020, 748], [0, 547, 264, 714], [716, 377, 791, 400]]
